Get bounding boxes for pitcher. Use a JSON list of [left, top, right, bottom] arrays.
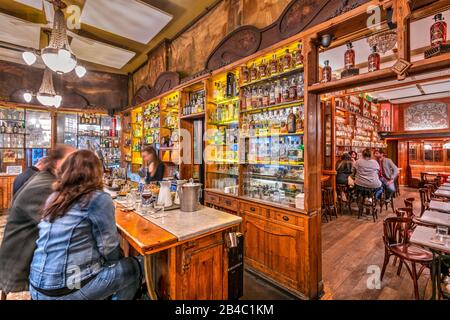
[[157, 180, 173, 207]]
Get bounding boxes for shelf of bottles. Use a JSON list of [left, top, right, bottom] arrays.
[[100, 116, 121, 169], [160, 91, 180, 166], [143, 100, 160, 147], [181, 88, 205, 118], [205, 70, 240, 195], [131, 107, 143, 165], [334, 95, 386, 158], [77, 113, 102, 150], [122, 112, 132, 163], [239, 42, 306, 208], [0, 107, 26, 168]]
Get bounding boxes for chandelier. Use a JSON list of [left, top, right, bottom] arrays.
[[24, 68, 62, 108], [367, 30, 397, 54], [22, 0, 86, 77]]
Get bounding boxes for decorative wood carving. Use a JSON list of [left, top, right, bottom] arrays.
[[132, 85, 152, 106], [151, 72, 180, 98], [205, 0, 371, 71], [404, 102, 449, 131]]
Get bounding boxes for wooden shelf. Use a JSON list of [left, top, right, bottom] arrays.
[[242, 131, 304, 138], [240, 99, 304, 114], [180, 112, 205, 120], [240, 66, 304, 88]]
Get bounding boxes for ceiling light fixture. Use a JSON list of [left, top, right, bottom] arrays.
[[367, 30, 397, 54], [34, 68, 62, 108], [22, 0, 87, 78]]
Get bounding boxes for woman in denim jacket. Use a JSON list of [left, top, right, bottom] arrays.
[[29, 150, 143, 300]]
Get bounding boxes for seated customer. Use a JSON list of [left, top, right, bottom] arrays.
[[352, 148, 383, 199], [0, 145, 74, 296], [374, 149, 399, 201], [336, 153, 353, 186], [140, 145, 165, 183], [13, 157, 48, 196], [29, 150, 143, 300]]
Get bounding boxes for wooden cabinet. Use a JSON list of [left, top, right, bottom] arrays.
[[0, 175, 15, 211], [204, 190, 239, 214]]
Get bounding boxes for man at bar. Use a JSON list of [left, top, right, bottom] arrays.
[[0, 145, 75, 297], [374, 149, 399, 201], [12, 157, 48, 196]]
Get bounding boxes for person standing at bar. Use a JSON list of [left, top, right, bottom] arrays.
[[12, 157, 48, 196], [29, 150, 143, 300], [140, 146, 165, 183], [374, 149, 399, 201], [0, 145, 75, 296]]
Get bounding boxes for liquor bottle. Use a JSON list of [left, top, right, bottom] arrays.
[[344, 42, 355, 69], [322, 60, 332, 83], [294, 43, 304, 67], [13, 123, 18, 134], [226, 72, 236, 98], [368, 46, 380, 72], [289, 78, 297, 101], [249, 115, 256, 137], [282, 49, 292, 71], [269, 54, 279, 75], [262, 86, 269, 107], [297, 73, 304, 97], [279, 138, 287, 162], [272, 110, 280, 134], [287, 108, 296, 134], [274, 81, 282, 104], [269, 84, 276, 105], [296, 107, 304, 132], [241, 66, 250, 83], [241, 115, 249, 137], [431, 13, 447, 47], [259, 59, 268, 78], [297, 140, 304, 162], [281, 79, 290, 103], [0, 122, 6, 133], [280, 110, 288, 134], [250, 63, 258, 81]]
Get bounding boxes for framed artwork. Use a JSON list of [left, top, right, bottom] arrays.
[[404, 102, 448, 131]]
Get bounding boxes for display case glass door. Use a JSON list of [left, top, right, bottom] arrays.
[[57, 112, 77, 147]]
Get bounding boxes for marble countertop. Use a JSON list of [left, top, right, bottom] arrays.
[[116, 201, 242, 242], [410, 226, 450, 254], [434, 189, 450, 198]]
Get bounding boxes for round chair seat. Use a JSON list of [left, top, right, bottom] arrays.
[[390, 244, 433, 263]]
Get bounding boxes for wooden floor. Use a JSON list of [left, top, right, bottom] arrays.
[[0, 187, 432, 300], [321, 187, 431, 300]]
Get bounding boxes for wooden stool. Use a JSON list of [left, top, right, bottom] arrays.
[[323, 187, 338, 220], [380, 190, 395, 214], [336, 184, 351, 215], [321, 189, 329, 223], [356, 188, 378, 222], [394, 177, 400, 197]]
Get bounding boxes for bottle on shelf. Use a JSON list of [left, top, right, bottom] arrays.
[[287, 108, 296, 134], [280, 110, 288, 134], [296, 107, 304, 132], [250, 63, 258, 82], [322, 60, 332, 83], [258, 59, 268, 78], [226, 72, 236, 98], [368, 46, 380, 72], [344, 42, 355, 69], [289, 77, 297, 101], [0, 122, 6, 133], [431, 13, 447, 47], [269, 54, 279, 75], [282, 49, 292, 71], [294, 43, 304, 67], [241, 66, 250, 83]]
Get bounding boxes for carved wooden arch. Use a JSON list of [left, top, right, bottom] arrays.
[[205, 0, 371, 71], [132, 85, 152, 106], [131, 72, 180, 106]]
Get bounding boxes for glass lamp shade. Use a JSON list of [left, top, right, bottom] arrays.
[[22, 51, 37, 66], [23, 92, 32, 103], [41, 47, 77, 74], [75, 65, 87, 78], [37, 93, 61, 108]]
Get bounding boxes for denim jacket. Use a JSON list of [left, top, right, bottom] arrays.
[[29, 191, 120, 291]]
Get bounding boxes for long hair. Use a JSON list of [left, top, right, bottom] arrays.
[[42, 150, 104, 222], [143, 145, 161, 167], [42, 144, 75, 175]]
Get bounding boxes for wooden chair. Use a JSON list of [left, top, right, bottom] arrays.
[[404, 198, 415, 209], [394, 177, 400, 198], [321, 189, 329, 223], [419, 188, 430, 216], [381, 217, 433, 300], [322, 187, 338, 220], [379, 190, 395, 214]]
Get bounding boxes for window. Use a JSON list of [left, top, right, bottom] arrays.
[[424, 142, 443, 163]]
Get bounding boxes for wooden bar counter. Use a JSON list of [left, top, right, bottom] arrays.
[[115, 203, 242, 300]]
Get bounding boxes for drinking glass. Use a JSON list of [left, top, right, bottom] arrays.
[[435, 226, 448, 244], [141, 192, 153, 214], [125, 193, 136, 210], [150, 203, 167, 219]]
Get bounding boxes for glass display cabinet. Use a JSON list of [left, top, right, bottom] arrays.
[[131, 106, 143, 168], [205, 69, 240, 196], [0, 106, 26, 170], [100, 116, 121, 169], [77, 113, 102, 150], [26, 109, 52, 166], [239, 42, 305, 207], [143, 99, 160, 147], [160, 91, 180, 171], [57, 112, 78, 147]]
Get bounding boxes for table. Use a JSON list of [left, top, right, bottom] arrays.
[[410, 226, 450, 299], [434, 189, 450, 198], [419, 210, 450, 227], [115, 203, 242, 300], [438, 185, 450, 191], [429, 200, 450, 213]]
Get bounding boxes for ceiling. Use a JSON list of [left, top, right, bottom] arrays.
[[0, 0, 218, 74]]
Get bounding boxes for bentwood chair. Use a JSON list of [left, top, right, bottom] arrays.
[[381, 217, 433, 300], [419, 188, 430, 215], [404, 198, 415, 209], [322, 187, 338, 220]]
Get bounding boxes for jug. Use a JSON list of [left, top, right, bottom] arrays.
[[178, 179, 202, 212], [174, 180, 187, 205], [157, 180, 173, 207]]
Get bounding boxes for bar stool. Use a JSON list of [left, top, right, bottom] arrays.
[[321, 187, 338, 221], [356, 187, 378, 222], [321, 189, 329, 223], [380, 190, 395, 214], [394, 177, 400, 198], [336, 184, 351, 215]]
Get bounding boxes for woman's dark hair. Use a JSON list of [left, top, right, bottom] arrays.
[[341, 153, 351, 161], [142, 145, 160, 166], [42, 144, 74, 175], [349, 150, 357, 158], [362, 148, 372, 159], [43, 150, 104, 222]]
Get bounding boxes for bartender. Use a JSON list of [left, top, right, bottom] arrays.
[[141, 145, 165, 183]]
